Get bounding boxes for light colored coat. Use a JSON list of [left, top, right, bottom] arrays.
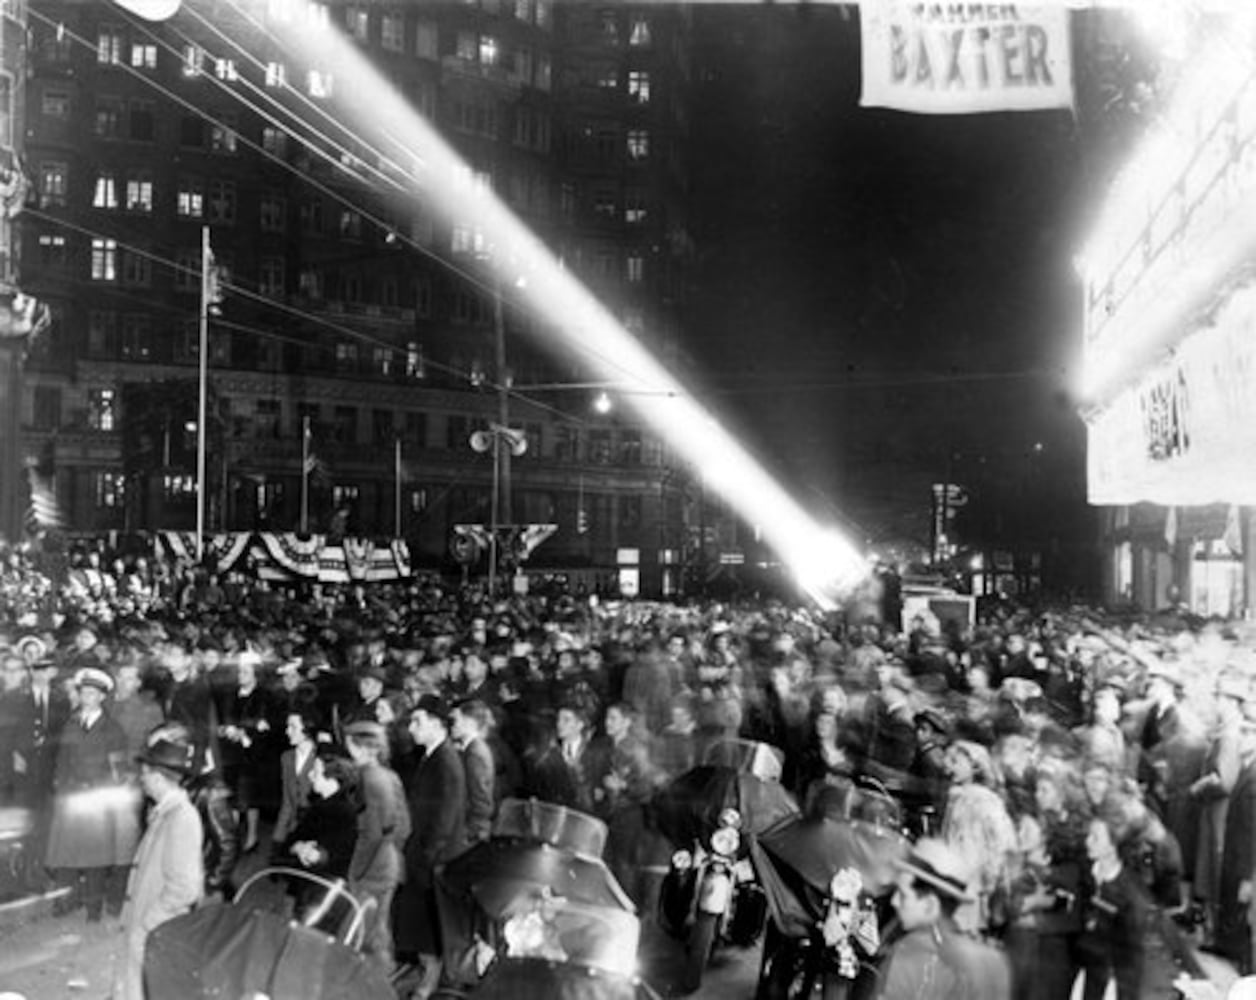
[[114, 787, 204, 1000]]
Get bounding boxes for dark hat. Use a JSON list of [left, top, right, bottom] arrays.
[[413, 693, 450, 724], [914, 707, 951, 737], [137, 737, 196, 776], [75, 667, 115, 694], [30, 655, 57, 671], [895, 838, 975, 902], [342, 720, 387, 745], [360, 664, 388, 684]]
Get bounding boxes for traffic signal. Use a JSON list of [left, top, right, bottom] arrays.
[[577, 508, 589, 535]]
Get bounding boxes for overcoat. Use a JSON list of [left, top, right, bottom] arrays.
[[1192, 720, 1242, 903], [394, 738, 465, 956], [45, 710, 141, 868], [1217, 752, 1256, 966], [114, 787, 204, 1000]]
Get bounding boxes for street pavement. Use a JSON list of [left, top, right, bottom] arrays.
[[0, 883, 1240, 1000]]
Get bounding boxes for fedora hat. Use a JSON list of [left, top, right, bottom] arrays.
[[137, 737, 196, 776], [896, 838, 975, 903]]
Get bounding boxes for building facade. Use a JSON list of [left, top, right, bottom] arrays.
[[1079, 15, 1256, 614], [18, 0, 707, 594]]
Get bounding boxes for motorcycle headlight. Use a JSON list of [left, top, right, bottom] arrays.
[[671, 849, 693, 871], [710, 827, 740, 857], [718, 808, 743, 830]]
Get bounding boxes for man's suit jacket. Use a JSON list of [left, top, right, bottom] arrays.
[[404, 738, 466, 887], [462, 736, 495, 845], [273, 746, 317, 844]]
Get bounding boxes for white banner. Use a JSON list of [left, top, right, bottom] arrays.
[[860, 3, 1073, 115]]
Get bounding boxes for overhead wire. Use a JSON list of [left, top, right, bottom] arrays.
[[175, 0, 665, 394], [25, 4, 702, 425]]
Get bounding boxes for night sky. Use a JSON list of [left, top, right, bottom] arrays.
[[682, 5, 1149, 563]]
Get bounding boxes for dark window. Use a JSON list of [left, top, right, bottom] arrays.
[[33, 386, 62, 429], [129, 100, 155, 141], [179, 115, 206, 147]]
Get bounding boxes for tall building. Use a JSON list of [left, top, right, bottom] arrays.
[[18, 0, 700, 595], [0, 0, 40, 543]]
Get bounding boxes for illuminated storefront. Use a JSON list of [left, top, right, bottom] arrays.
[[1080, 20, 1256, 614]]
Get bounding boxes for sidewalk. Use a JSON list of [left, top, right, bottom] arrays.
[[0, 907, 121, 1000]]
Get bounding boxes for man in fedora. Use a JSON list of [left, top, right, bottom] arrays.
[[878, 838, 1011, 1000], [113, 733, 204, 1000]]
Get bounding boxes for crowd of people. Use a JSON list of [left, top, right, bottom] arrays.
[[2, 537, 1256, 999]]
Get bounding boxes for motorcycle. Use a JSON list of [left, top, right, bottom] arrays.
[[750, 795, 910, 1000], [658, 806, 768, 992], [434, 797, 641, 994], [652, 739, 798, 993]]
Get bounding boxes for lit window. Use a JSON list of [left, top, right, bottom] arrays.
[[125, 175, 153, 213], [130, 43, 157, 69], [479, 35, 498, 66], [536, 56, 551, 91], [451, 225, 471, 254], [163, 475, 196, 499], [177, 180, 204, 219], [265, 61, 286, 87], [182, 44, 204, 76], [456, 32, 476, 61], [514, 0, 530, 20], [626, 255, 644, 283], [39, 234, 67, 269], [308, 70, 334, 98], [89, 388, 117, 430], [598, 68, 618, 91], [535, 0, 549, 28], [629, 17, 651, 46], [332, 484, 360, 507], [97, 30, 123, 65], [90, 239, 117, 281], [627, 129, 649, 160], [215, 58, 238, 81], [92, 173, 118, 209], [628, 71, 650, 103], [210, 121, 237, 153], [39, 162, 68, 208], [625, 191, 646, 224], [406, 342, 425, 378], [374, 347, 394, 375], [95, 472, 125, 507], [308, 2, 330, 27]]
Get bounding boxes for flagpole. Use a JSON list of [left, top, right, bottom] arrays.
[[394, 435, 401, 539], [301, 415, 310, 534], [196, 225, 209, 563]]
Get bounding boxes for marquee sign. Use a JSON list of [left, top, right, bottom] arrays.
[[1086, 284, 1256, 505], [860, 3, 1073, 115]]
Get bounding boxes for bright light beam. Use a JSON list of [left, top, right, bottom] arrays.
[[267, 2, 868, 605]]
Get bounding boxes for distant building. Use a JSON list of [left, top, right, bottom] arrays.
[[1078, 15, 1256, 614], [18, 0, 703, 595]]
